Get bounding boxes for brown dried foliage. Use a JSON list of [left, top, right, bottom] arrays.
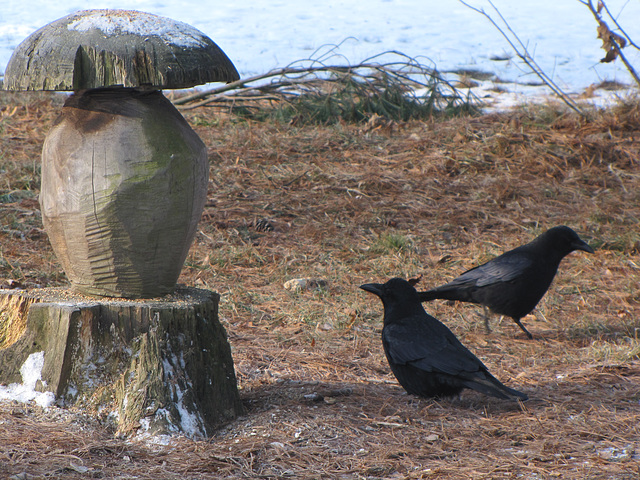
[[0, 92, 639, 479]]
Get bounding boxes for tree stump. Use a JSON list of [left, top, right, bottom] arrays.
[[0, 286, 243, 438]]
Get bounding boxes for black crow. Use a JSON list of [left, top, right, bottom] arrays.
[[360, 278, 528, 401], [418, 226, 594, 339]]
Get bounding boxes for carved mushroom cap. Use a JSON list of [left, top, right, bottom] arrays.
[[2, 9, 239, 91]]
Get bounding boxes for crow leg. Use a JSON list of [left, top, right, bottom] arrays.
[[513, 317, 533, 339], [483, 306, 491, 333]]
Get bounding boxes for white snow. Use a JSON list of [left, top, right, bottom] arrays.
[[162, 354, 206, 438], [0, 351, 56, 408], [1, 0, 639, 95], [67, 10, 208, 48]]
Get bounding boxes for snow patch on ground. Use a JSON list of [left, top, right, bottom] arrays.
[[2, 0, 640, 90], [468, 79, 637, 113]]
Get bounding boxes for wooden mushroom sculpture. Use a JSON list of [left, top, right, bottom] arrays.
[[2, 9, 239, 298]]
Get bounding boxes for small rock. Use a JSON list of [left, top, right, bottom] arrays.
[[69, 462, 90, 474], [304, 392, 323, 401], [0, 279, 23, 289], [283, 278, 328, 291], [316, 322, 333, 331]]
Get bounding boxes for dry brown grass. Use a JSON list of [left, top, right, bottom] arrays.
[[0, 91, 639, 479]]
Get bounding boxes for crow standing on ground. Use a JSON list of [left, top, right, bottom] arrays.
[[360, 277, 528, 401], [418, 226, 594, 339]]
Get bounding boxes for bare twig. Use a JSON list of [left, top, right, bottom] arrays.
[[459, 0, 583, 115]]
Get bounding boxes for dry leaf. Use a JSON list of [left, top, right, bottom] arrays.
[[602, 49, 618, 63], [597, 20, 627, 63]]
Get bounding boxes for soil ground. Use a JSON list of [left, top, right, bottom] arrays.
[[0, 91, 639, 479]]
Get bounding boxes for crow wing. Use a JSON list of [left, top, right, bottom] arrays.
[[382, 315, 487, 376], [447, 251, 534, 288]]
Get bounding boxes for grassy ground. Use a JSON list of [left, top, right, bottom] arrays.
[[0, 91, 639, 479]]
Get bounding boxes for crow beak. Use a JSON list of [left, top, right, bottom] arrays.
[[359, 283, 384, 297], [574, 240, 594, 254]]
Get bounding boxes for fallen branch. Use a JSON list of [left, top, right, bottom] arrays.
[[172, 66, 354, 106], [172, 50, 479, 122], [177, 78, 323, 111]]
